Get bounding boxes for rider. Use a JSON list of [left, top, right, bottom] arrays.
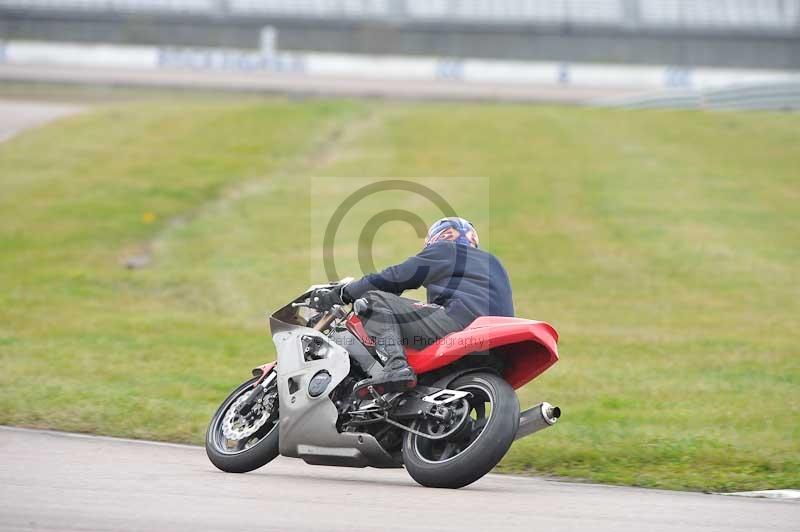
[[312, 217, 514, 396]]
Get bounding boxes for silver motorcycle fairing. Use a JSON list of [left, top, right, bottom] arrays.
[[274, 327, 399, 468]]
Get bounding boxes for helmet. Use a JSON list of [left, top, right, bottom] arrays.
[[424, 217, 479, 248]]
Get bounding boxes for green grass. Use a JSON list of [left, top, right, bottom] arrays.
[[1, 95, 798, 492]]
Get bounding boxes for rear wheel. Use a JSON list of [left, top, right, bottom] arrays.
[[402, 372, 519, 489], [205, 374, 280, 473]]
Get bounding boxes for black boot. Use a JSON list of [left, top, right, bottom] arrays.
[[354, 355, 417, 398]]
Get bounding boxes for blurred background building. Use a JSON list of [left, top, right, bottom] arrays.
[[1, 1, 799, 106]]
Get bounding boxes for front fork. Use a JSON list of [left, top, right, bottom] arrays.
[[238, 363, 277, 416]]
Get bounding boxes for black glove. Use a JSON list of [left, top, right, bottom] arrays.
[[309, 288, 344, 310]]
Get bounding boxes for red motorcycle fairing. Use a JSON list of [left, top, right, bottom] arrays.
[[345, 315, 558, 389]]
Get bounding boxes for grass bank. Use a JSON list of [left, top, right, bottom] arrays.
[[1, 96, 797, 491]]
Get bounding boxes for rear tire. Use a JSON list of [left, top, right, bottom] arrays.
[[402, 372, 519, 489], [205, 376, 280, 474]]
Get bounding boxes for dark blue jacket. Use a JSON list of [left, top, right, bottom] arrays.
[[344, 242, 514, 327]]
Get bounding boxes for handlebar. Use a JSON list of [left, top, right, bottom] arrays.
[[313, 311, 339, 332], [291, 298, 348, 332], [289, 278, 355, 331]]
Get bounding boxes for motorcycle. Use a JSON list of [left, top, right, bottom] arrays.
[[205, 279, 561, 489]]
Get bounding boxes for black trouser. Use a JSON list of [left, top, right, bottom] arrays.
[[361, 291, 464, 364]]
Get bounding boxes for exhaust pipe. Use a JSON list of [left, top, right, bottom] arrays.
[[515, 402, 561, 441]]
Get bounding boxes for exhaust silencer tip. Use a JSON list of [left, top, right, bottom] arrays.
[[541, 402, 561, 425], [515, 401, 562, 441]]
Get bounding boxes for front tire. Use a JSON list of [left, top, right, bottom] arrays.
[[205, 375, 280, 473], [402, 372, 519, 489]]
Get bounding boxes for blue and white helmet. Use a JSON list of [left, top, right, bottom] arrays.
[[424, 217, 479, 248]]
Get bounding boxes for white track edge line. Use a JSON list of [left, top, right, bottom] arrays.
[[716, 490, 800, 500]]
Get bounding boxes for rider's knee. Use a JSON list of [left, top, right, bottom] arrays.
[[364, 290, 390, 305]]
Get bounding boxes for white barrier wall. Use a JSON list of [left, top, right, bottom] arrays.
[[4, 40, 159, 68], [2, 40, 799, 91]]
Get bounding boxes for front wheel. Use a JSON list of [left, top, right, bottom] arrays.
[[205, 374, 280, 473], [402, 372, 519, 489]]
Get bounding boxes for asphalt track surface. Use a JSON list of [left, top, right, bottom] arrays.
[[0, 98, 83, 142], [0, 64, 647, 103], [1, 427, 798, 532]]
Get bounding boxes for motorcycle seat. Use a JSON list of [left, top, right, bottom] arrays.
[[404, 316, 559, 388]]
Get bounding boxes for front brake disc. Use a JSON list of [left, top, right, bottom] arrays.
[[221, 392, 272, 441]]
